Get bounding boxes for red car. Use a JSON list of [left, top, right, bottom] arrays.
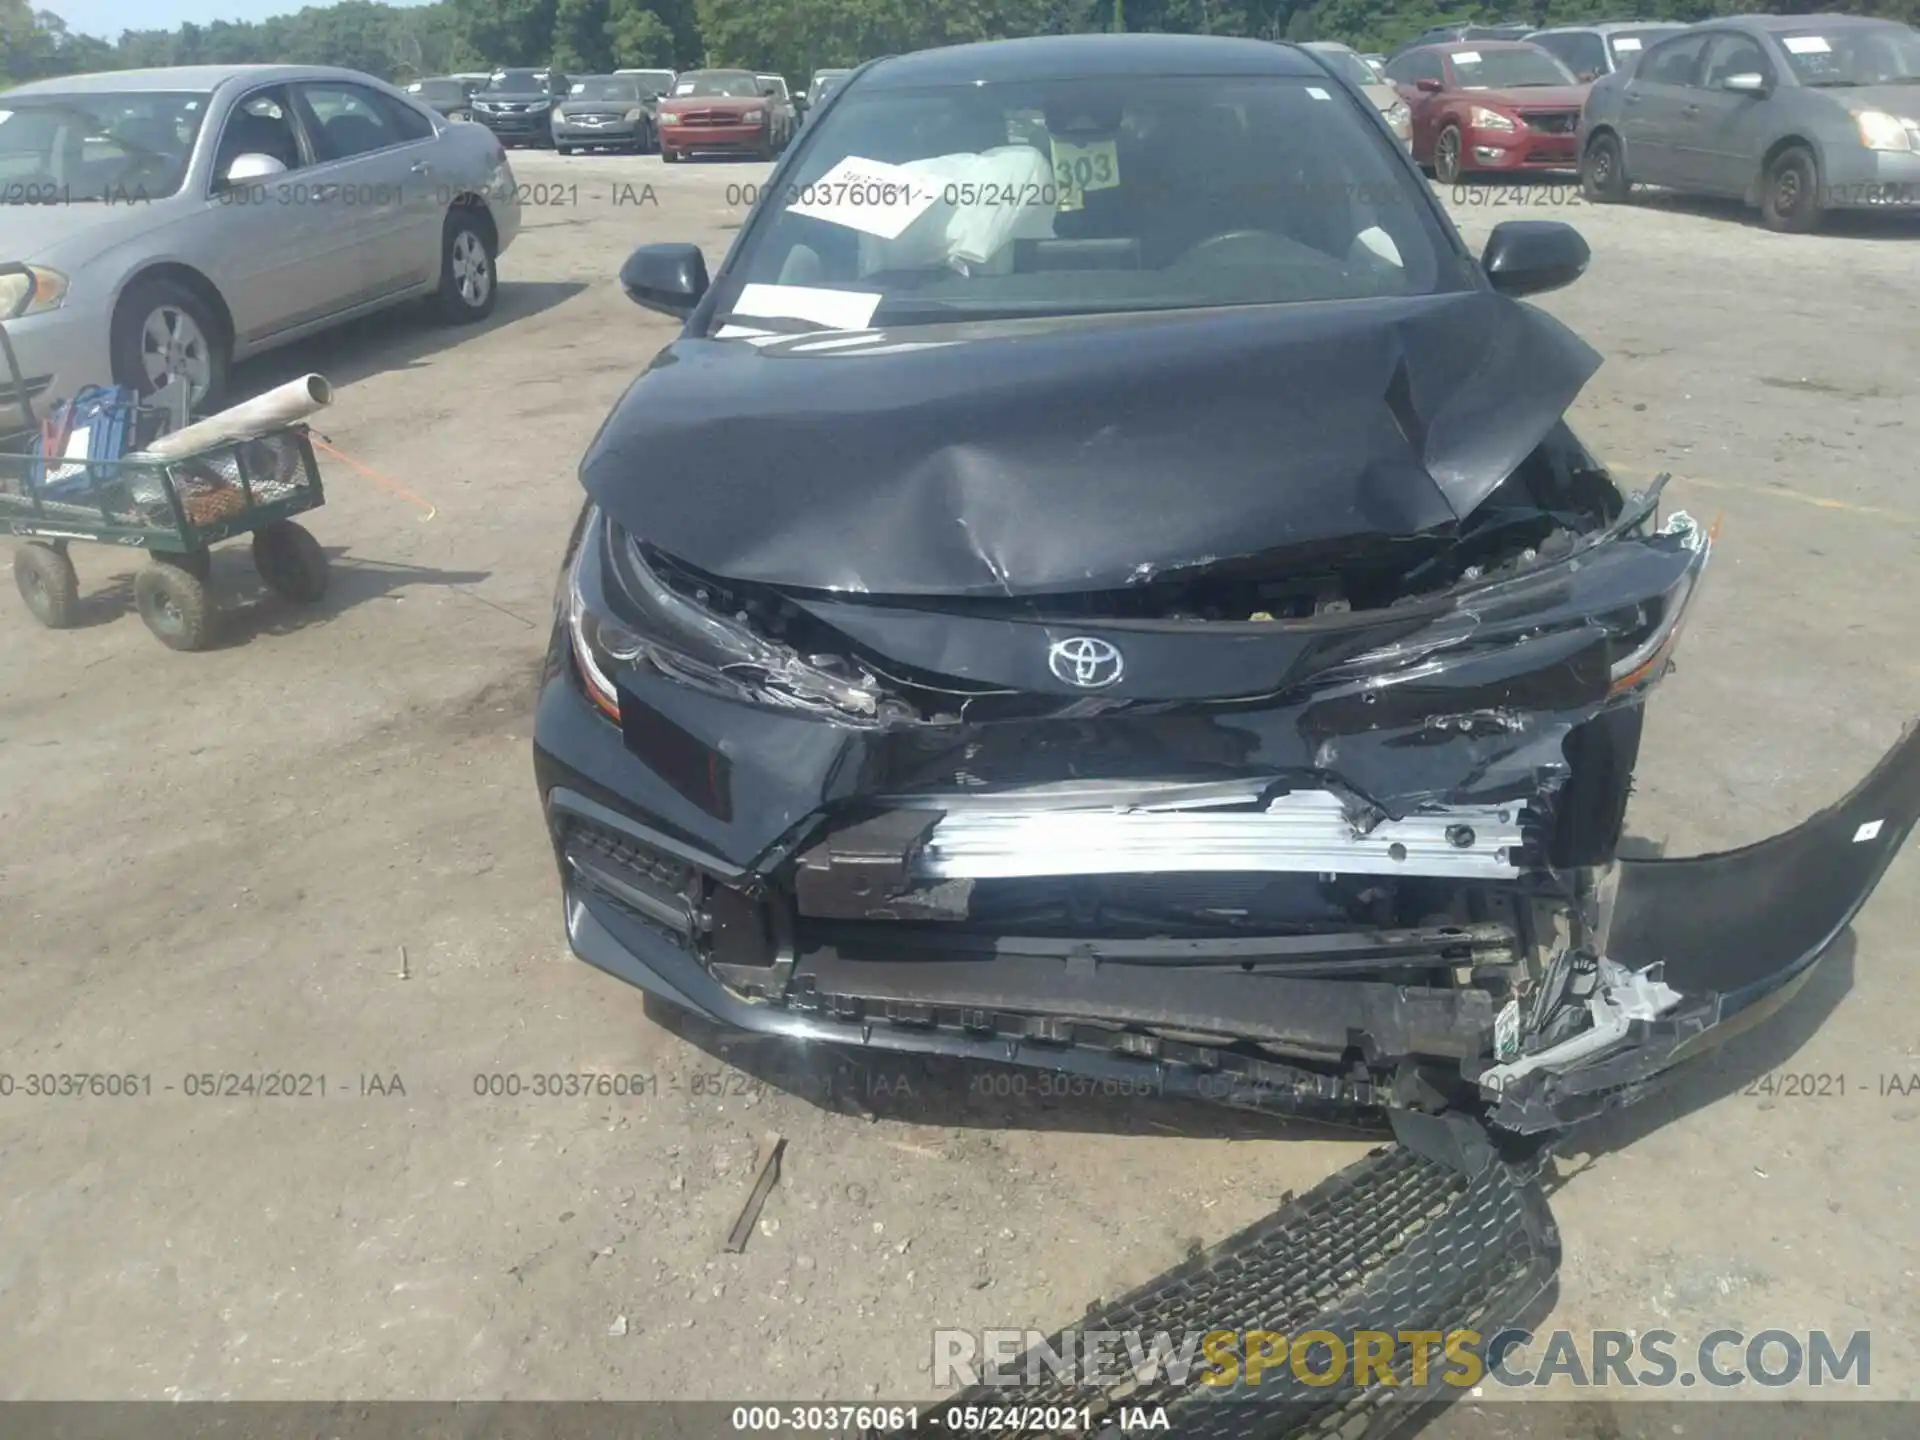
[[655, 68, 794, 162], [1383, 40, 1590, 183]]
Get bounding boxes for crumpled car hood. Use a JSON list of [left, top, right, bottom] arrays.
[[581, 290, 1601, 596]]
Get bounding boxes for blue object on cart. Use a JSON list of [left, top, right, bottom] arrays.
[[31, 385, 143, 496]]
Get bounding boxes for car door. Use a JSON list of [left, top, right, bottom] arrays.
[[1677, 31, 1778, 195], [289, 79, 442, 304], [1388, 51, 1448, 161], [1613, 32, 1709, 185], [199, 84, 361, 346]]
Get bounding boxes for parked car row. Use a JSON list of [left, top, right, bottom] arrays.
[[395, 61, 879, 162], [1377, 12, 1920, 232]]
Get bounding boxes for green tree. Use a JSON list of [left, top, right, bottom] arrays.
[[606, 0, 675, 65]]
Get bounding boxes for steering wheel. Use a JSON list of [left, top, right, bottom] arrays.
[[1175, 229, 1286, 266]]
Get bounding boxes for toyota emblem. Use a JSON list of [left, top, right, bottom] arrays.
[[1048, 636, 1124, 689]]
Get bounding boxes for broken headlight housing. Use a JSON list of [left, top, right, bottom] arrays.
[[566, 505, 897, 724]]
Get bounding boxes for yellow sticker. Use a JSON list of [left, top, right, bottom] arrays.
[[1050, 136, 1120, 212]]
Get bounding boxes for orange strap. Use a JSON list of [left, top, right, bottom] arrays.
[[309, 433, 437, 521]]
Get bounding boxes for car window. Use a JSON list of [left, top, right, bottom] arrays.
[[0, 90, 209, 202], [1606, 30, 1675, 68], [484, 70, 548, 94], [1776, 24, 1920, 87], [672, 73, 764, 98], [720, 73, 1464, 333], [298, 82, 405, 161], [1314, 48, 1382, 89], [574, 77, 639, 101], [214, 87, 304, 182], [1699, 34, 1773, 88], [1446, 47, 1577, 89], [375, 92, 434, 142], [1538, 33, 1606, 77], [1638, 35, 1707, 87]]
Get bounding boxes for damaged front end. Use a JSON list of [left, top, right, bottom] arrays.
[[531, 370, 1920, 1143], [530, 262, 1917, 1146]]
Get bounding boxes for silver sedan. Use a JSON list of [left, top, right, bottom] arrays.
[[1, 64, 522, 425]]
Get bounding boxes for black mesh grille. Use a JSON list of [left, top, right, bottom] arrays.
[[892, 1145, 1558, 1440]]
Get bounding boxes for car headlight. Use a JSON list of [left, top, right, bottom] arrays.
[[0, 265, 69, 319], [565, 506, 895, 725], [1856, 109, 1919, 152], [1470, 106, 1518, 132], [625, 107, 643, 123], [743, 106, 767, 122], [1385, 100, 1411, 130]]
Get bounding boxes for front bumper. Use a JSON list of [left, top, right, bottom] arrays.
[[0, 300, 112, 435], [472, 109, 553, 141], [538, 661, 1917, 1136], [1465, 127, 1578, 173], [1816, 147, 1920, 210], [659, 122, 767, 154], [554, 118, 644, 145]]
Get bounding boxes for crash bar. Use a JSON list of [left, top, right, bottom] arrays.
[[913, 790, 1526, 881]]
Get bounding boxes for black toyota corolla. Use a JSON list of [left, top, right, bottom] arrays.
[[533, 34, 1918, 1143]]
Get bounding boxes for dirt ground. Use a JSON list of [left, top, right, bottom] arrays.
[[2, 149, 1917, 1430]]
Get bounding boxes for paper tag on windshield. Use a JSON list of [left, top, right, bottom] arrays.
[[785, 157, 942, 240], [730, 283, 880, 331], [1051, 136, 1120, 213], [1783, 35, 1831, 54], [1455, 50, 1482, 64], [1612, 36, 1642, 51]]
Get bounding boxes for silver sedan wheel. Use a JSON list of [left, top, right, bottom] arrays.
[[140, 304, 214, 401], [451, 229, 492, 310]]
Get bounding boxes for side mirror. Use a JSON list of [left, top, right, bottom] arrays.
[[620, 242, 708, 317], [1721, 72, 1769, 95], [222, 153, 288, 186], [1416, 77, 1444, 93], [1481, 219, 1590, 297]]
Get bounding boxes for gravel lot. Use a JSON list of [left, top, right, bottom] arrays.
[[1, 147, 1916, 1428]]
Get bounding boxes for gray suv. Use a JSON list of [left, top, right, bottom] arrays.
[[1579, 14, 1920, 231]]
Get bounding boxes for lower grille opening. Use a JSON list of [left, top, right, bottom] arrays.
[[560, 816, 699, 938]]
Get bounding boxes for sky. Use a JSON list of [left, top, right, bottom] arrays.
[[47, 0, 432, 40]]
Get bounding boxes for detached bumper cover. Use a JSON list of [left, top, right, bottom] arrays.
[[1484, 718, 1920, 1133]]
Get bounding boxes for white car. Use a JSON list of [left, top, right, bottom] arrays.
[[1, 64, 522, 424]]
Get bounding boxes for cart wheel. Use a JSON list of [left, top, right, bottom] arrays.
[[135, 560, 215, 651], [251, 520, 329, 604], [156, 548, 211, 583], [14, 542, 80, 629]]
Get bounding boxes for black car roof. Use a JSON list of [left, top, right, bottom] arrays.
[[859, 34, 1326, 89]]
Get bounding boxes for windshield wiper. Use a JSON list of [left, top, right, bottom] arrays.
[[713, 312, 839, 335], [1802, 79, 1866, 87]]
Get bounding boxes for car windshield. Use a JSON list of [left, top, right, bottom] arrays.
[[484, 70, 548, 94], [1778, 25, 1920, 86], [1449, 47, 1577, 88], [1605, 30, 1675, 66], [1315, 49, 1382, 88], [717, 73, 1457, 333], [413, 80, 464, 103], [671, 73, 763, 98], [0, 92, 209, 203], [572, 77, 638, 100], [626, 72, 675, 96]]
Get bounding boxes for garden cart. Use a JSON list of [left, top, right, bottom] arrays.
[[2, 290, 329, 653]]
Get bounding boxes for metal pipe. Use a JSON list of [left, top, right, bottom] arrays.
[[132, 374, 333, 460]]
